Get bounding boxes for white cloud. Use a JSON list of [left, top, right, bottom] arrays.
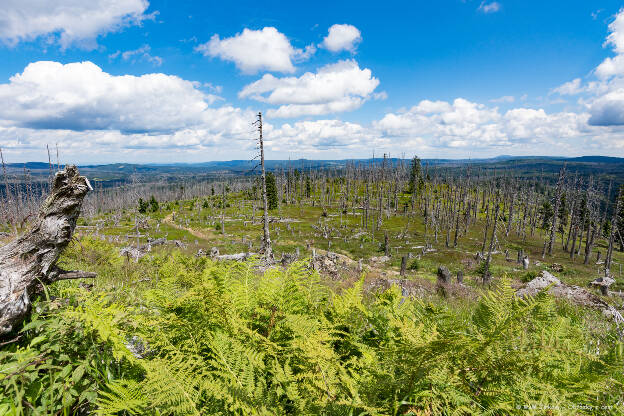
[[548, 9, 624, 127], [552, 78, 583, 95], [588, 88, 624, 125], [239, 60, 379, 118], [268, 120, 373, 151], [0, 0, 153, 49], [490, 95, 515, 103], [108, 44, 163, 66], [195, 27, 313, 74], [504, 108, 588, 139], [595, 8, 624, 79], [321, 24, 362, 53], [0, 61, 253, 143], [374, 98, 591, 150], [478, 2, 501, 14]]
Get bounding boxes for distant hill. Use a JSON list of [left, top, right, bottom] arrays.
[[5, 156, 624, 188]]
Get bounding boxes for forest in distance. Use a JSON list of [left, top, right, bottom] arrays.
[[0, 149, 623, 415]]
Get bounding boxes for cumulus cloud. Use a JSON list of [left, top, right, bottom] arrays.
[[591, 9, 624, 80], [0, 61, 225, 133], [552, 78, 583, 95], [588, 89, 624, 125], [239, 60, 379, 118], [595, 9, 624, 80], [548, 9, 624, 127], [195, 27, 313, 74], [583, 9, 624, 125], [0, 0, 153, 49], [268, 120, 374, 151], [321, 24, 362, 53], [478, 2, 501, 14], [0, 59, 258, 161], [374, 98, 590, 149]]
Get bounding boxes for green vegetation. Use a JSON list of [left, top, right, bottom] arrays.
[[1, 238, 622, 415], [3, 159, 624, 415], [266, 172, 278, 210]]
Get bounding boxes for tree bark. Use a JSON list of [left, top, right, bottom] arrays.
[[0, 166, 94, 336]]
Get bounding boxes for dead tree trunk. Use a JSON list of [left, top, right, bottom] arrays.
[[548, 166, 566, 256], [0, 166, 94, 336], [605, 186, 622, 274], [483, 201, 500, 284], [257, 112, 273, 261]]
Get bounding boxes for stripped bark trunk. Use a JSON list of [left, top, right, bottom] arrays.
[[548, 167, 566, 256], [0, 166, 94, 335]]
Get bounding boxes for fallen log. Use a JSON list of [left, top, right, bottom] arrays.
[[0, 166, 94, 336], [213, 252, 257, 261]]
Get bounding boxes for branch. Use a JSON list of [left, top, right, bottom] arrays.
[[48, 267, 97, 282]]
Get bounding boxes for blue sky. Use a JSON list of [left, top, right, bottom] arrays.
[[1, 0, 624, 163]]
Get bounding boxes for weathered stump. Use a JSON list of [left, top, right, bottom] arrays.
[[522, 256, 530, 270], [437, 266, 451, 285], [0, 166, 94, 336]]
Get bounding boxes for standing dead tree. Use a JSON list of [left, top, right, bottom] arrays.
[[255, 112, 273, 261], [0, 166, 95, 336], [548, 166, 566, 256]]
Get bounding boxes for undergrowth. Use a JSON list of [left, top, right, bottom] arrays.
[[0, 238, 623, 415]]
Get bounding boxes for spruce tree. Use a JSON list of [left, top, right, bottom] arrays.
[[266, 172, 278, 210], [408, 156, 423, 194]]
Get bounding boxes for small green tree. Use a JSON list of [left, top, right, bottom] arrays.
[[266, 172, 278, 210], [540, 200, 554, 230], [138, 198, 148, 214], [149, 195, 159, 213], [408, 156, 424, 194], [617, 187, 624, 251]]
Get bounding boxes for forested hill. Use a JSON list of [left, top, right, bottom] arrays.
[[5, 155, 624, 187]]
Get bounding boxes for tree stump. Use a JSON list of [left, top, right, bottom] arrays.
[[0, 166, 94, 336], [522, 256, 530, 270], [437, 266, 451, 285], [590, 275, 615, 296]]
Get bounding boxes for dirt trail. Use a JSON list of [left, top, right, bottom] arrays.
[[163, 213, 213, 240]]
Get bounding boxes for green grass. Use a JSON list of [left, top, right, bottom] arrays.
[[82, 189, 624, 300]]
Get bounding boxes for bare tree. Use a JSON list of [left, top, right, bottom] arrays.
[[256, 112, 273, 261], [548, 166, 566, 256]]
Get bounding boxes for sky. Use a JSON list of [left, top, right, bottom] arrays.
[[2, 0, 624, 164]]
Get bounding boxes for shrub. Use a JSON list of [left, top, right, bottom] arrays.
[[521, 270, 539, 282], [408, 259, 420, 271]]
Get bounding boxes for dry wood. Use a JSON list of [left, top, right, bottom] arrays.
[[0, 166, 93, 336]]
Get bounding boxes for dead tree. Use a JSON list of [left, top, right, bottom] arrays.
[[548, 166, 566, 256], [483, 199, 500, 284], [256, 112, 273, 261], [0, 166, 95, 336], [605, 186, 622, 274]]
